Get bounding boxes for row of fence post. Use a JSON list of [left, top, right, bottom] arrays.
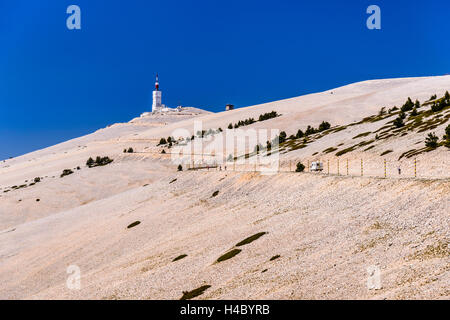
[[186, 158, 418, 178]]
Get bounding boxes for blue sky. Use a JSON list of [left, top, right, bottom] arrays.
[[1, 0, 449, 159]]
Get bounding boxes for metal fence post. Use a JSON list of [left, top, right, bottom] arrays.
[[414, 159, 417, 178], [361, 159, 363, 177]]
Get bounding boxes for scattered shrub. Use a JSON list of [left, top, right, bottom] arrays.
[[258, 111, 278, 122], [127, 221, 141, 229], [270, 255, 281, 261], [231, 118, 257, 130], [172, 254, 187, 262], [295, 162, 305, 172], [87, 156, 113, 168], [336, 146, 356, 156], [323, 147, 338, 154], [296, 129, 304, 138], [158, 138, 167, 145], [180, 285, 211, 300], [388, 106, 398, 113], [177, 164, 183, 171], [216, 249, 241, 263], [236, 232, 267, 247], [352, 132, 371, 139], [127, 147, 134, 153], [60, 169, 74, 178], [212, 190, 219, 197]]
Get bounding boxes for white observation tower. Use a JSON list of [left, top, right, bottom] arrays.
[[152, 74, 162, 112]]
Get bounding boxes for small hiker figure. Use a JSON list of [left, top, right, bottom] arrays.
[[398, 166, 401, 175]]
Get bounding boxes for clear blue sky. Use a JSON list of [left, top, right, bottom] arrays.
[[1, 0, 449, 159]]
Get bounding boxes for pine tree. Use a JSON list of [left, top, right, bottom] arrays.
[[443, 124, 450, 148], [414, 100, 420, 108], [393, 117, 404, 128], [401, 97, 414, 112], [305, 125, 315, 136], [318, 121, 331, 131], [86, 157, 94, 167], [425, 132, 438, 148]]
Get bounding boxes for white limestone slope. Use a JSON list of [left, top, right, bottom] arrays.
[[0, 76, 448, 300]]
